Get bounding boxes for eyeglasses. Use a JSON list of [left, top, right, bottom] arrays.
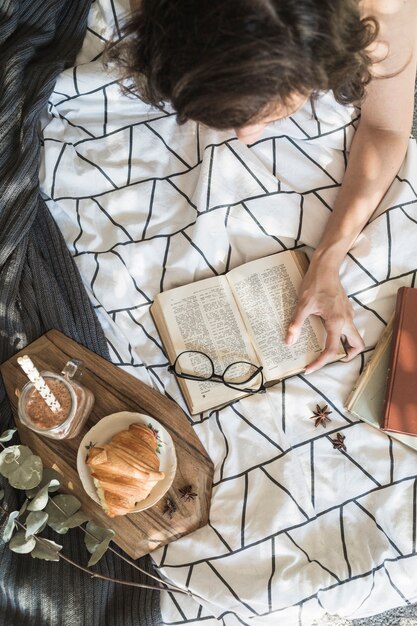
[[168, 350, 265, 394]]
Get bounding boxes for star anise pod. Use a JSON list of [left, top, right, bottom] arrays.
[[309, 404, 332, 428], [331, 432, 346, 452], [85, 441, 97, 460], [163, 498, 177, 519], [179, 485, 197, 502]]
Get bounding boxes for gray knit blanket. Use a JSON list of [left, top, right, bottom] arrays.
[[0, 1, 160, 624]]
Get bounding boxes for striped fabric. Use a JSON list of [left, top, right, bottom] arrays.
[[39, 0, 417, 620], [0, 1, 161, 624]]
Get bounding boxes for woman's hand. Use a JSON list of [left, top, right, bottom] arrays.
[[285, 261, 364, 374], [287, 0, 416, 375]]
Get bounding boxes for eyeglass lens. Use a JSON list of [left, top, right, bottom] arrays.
[[223, 361, 261, 385], [175, 351, 214, 380], [174, 351, 262, 388]]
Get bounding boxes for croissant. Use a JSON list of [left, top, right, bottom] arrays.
[[86, 422, 165, 517]]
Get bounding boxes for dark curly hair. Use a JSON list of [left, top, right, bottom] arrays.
[[107, 0, 378, 129]]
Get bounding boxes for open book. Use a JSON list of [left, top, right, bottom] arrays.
[[151, 250, 345, 414]]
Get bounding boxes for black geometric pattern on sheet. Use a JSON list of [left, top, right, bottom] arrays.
[[40, 4, 417, 624]]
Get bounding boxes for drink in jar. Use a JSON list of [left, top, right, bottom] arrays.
[[17, 360, 94, 439]]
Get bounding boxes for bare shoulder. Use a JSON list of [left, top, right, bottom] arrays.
[[360, 0, 416, 42], [360, 0, 417, 65], [361, 0, 415, 16], [359, 0, 417, 133]]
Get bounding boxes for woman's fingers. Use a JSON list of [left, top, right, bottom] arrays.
[[286, 266, 364, 374], [304, 324, 344, 374], [340, 325, 365, 361], [285, 301, 311, 346], [305, 321, 365, 373]]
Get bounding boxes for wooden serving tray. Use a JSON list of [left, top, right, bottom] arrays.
[[0, 330, 213, 559]]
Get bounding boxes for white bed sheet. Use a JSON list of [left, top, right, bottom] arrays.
[[40, 2, 417, 624]]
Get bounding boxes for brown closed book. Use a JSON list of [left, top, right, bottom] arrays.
[[383, 287, 417, 436]]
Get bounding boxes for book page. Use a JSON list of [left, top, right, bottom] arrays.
[[154, 276, 261, 412], [345, 318, 393, 424], [227, 251, 326, 380]]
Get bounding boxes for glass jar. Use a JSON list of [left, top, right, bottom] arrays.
[[17, 359, 94, 440]]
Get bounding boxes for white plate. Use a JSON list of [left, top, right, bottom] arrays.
[[77, 411, 177, 513]]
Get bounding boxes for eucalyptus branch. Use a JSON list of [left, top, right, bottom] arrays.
[[36, 537, 181, 594], [0, 500, 192, 596], [48, 497, 187, 595], [51, 499, 160, 578], [0, 501, 189, 596]]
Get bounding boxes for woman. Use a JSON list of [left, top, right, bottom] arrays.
[[112, 0, 417, 373]]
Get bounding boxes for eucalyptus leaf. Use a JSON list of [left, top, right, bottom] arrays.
[[2, 511, 19, 543], [25, 511, 48, 538], [27, 481, 57, 512], [19, 499, 28, 516], [45, 494, 81, 534], [26, 469, 61, 498], [87, 534, 114, 567], [9, 531, 36, 554], [0, 446, 33, 478], [30, 538, 62, 561], [85, 520, 115, 555], [56, 510, 90, 533], [85, 521, 115, 567], [46, 478, 61, 493], [8, 454, 43, 490], [0, 429, 16, 443]]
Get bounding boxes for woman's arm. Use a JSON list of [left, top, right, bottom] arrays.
[[286, 0, 417, 373]]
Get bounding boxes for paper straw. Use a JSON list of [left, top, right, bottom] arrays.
[[17, 355, 62, 413]]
